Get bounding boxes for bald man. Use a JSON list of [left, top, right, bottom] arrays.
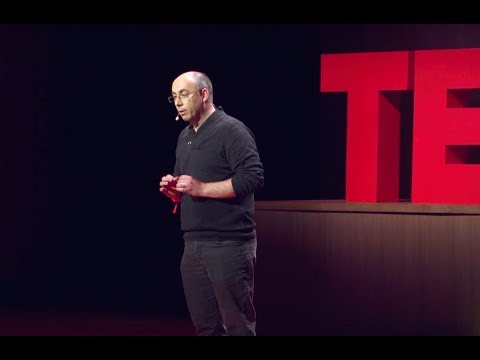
[[160, 71, 264, 336]]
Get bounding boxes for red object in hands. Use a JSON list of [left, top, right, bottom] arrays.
[[168, 178, 180, 214]]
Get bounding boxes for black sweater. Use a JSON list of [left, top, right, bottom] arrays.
[[173, 108, 264, 241]]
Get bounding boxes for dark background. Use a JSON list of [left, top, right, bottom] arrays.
[[2, 23, 480, 317]]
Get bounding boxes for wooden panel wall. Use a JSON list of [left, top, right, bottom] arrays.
[[254, 201, 480, 335]]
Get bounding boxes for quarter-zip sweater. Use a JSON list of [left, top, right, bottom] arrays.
[[173, 108, 264, 241]]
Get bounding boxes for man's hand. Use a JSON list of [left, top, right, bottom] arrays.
[[159, 174, 182, 203], [175, 175, 205, 197]]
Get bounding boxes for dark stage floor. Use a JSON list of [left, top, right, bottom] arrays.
[[0, 310, 196, 336]]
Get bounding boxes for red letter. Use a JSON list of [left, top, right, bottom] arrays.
[[412, 48, 480, 204], [321, 51, 414, 202]]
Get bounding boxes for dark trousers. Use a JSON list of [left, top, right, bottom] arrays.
[[180, 238, 257, 336]]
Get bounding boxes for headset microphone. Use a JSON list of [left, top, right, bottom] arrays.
[[175, 114, 179, 121]]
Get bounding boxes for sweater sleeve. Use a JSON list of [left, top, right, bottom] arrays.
[[225, 123, 264, 197], [173, 129, 186, 177]]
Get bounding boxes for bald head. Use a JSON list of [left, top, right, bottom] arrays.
[[173, 71, 214, 103], [171, 71, 216, 127]]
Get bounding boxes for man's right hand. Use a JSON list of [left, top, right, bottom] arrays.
[[159, 174, 182, 203]]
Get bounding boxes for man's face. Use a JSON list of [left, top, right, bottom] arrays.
[[171, 76, 201, 123]]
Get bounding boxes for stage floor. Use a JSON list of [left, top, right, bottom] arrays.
[[0, 310, 196, 336]]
